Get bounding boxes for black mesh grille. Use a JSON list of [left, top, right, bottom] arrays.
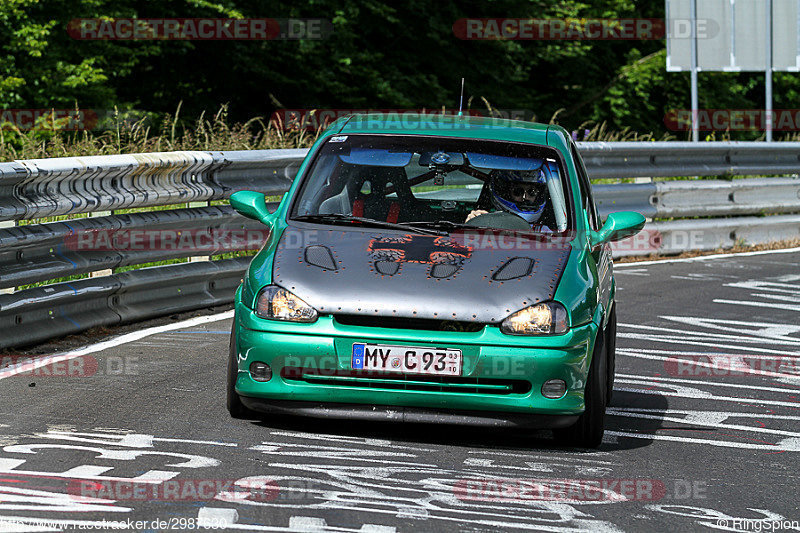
[[374, 261, 400, 276], [430, 263, 460, 278], [304, 245, 337, 270], [492, 257, 535, 281], [334, 314, 484, 332], [282, 368, 532, 395]]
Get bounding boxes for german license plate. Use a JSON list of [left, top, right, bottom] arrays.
[[351, 343, 462, 376]]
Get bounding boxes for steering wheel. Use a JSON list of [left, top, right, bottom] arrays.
[[465, 211, 531, 231]]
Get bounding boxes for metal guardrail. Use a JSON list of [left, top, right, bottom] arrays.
[[594, 177, 800, 219], [578, 141, 800, 178], [1, 141, 800, 349], [646, 215, 800, 256], [0, 206, 265, 289], [0, 258, 249, 349]]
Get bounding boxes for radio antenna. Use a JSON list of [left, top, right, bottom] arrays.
[[458, 78, 465, 116]]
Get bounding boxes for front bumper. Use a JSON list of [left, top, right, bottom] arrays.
[[239, 399, 579, 429], [233, 300, 599, 422]]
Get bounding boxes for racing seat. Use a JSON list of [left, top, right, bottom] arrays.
[[352, 194, 401, 223], [350, 167, 424, 223]]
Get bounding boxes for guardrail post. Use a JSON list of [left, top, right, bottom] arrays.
[[188, 201, 211, 262], [0, 220, 14, 294], [89, 210, 113, 277]]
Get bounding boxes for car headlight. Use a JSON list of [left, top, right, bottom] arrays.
[[255, 285, 318, 322], [501, 302, 569, 335]]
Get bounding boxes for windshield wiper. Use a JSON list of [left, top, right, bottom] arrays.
[[293, 214, 443, 235]]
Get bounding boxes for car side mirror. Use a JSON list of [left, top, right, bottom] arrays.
[[590, 211, 646, 247], [230, 191, 278, 226]]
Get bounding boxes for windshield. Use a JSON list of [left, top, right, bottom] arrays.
[[291, 135, 570, 234]]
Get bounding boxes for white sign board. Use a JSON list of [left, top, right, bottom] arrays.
[[667, 0, 800, 72]]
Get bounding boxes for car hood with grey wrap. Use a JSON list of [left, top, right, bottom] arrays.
[[272, 227, 571, 324]]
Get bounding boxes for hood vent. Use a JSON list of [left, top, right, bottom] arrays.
[[374, 261, 400, 276], [492, 257, 534, 281], [430, 263, 460, 279], [304, 245, 337, 271]]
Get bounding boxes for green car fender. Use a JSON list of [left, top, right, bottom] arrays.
[[554, 247, 601, 330]]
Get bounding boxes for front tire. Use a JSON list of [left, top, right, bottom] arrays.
[[227, 320, 254, 419], [554, 328, 607, 448]]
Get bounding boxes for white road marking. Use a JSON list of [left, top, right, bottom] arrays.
[[614, 386, 800, 408], [463, 458, 493, 466], [616, 373, 800, 394], [218, 470, 626, 531], [251, 443, 431, 466], [725, 280, 800, 294], [648, 505, 792, 532], [198, 507, 239, 527], [658, 315, 800, 340], [153, 437, 238, 447], [3, 443, 219, 468], [617, 334, 800, 356], [268, 431, 434, 452], [606, 409, 800, 438], [613, 268, 650, 276], [620, 321, 800, 345], [34, 430, 236, 448], [0, 484, 131, 513], [0, 457, 178, 484], [195, 509, 401, 532], [467, 449, 618, 464], [609, 407, 800, 421], [605, 431, 800, 451], [615, 350, 800, 380], [615, 246, 800, 267], [618, 346, 799, 361], [752, 293, 800, 303], [0, 311, 233, 381], [714, 299, 800, 312]]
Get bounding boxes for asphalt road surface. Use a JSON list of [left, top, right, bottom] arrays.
[[1, 249, 799, 533]]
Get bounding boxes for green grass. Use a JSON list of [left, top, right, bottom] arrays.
[[0, 104, 320, 161]]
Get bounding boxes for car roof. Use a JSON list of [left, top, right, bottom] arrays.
[[334, 112, 553, 145]]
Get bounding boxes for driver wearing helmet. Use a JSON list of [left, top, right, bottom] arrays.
[[466, 168, 550, 229]]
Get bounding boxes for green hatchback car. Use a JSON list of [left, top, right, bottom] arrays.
[[227, 113, 644, 448]]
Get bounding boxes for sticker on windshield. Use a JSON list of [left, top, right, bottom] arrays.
[[329, 135, 348, 143]]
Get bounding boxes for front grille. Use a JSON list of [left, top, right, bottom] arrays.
[[334, 314, 484, 332], [282, 367, 531, 395]]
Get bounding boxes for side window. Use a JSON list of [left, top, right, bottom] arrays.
[[571, 144, 600, 231]]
